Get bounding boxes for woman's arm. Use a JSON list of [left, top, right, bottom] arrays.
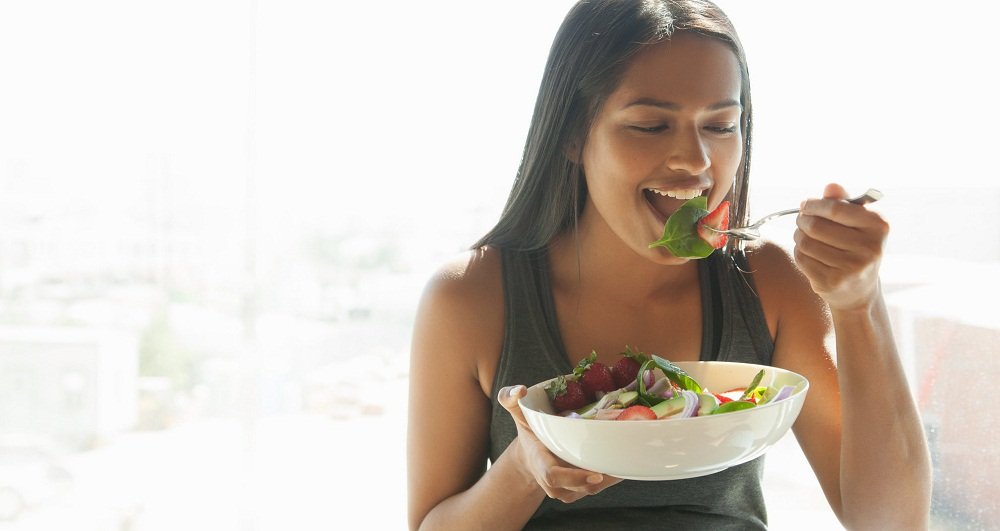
[[752, 184, 932, 529], [406, 250, 618, 531], [407, 251, 542, 531]]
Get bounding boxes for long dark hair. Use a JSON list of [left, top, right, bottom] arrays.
[[474, 0, 752, 255]]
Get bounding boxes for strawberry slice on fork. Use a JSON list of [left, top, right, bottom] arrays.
[[696, 200, 730, 249]]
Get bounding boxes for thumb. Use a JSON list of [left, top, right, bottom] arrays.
[[823, 182, 849, 200], [498, 385, 531, 430]]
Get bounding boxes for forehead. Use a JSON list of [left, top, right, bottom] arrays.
[[608, 31, 742, 109]]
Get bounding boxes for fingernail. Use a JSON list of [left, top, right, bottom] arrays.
[[586, 474, 603, 484]]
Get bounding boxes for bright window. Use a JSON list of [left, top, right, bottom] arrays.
[[0, 1, 996, 529]]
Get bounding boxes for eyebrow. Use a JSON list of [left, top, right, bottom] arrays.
[[622, 97, 742, 111]]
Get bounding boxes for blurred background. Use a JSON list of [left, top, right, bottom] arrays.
[[0, 0, 996, 529]]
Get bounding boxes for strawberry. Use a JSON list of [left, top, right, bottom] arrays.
[[611, 357, 640, 389], [581, 362, 616, 401], [617, 405, 657, 421], [611, 346, 650, 388], [696, 200, 730, 249], [574, 351, 617, 401], [545, 375, 589, 413], [713, 392, 733, 404]]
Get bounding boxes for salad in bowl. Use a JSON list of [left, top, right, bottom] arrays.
[[518, 348, 809, 480]]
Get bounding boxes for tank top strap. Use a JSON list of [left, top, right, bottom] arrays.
[[707, 251, 775, 366], [494, 248, 571, 393]]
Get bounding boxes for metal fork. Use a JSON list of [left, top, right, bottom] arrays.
[[706, 188, 883, 241]]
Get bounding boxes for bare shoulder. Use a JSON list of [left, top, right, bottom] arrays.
[[742, 242, 830, 352], [427, 245, 502, 292], [743, 243, 834, 380], [744, 242, 821, 310], [418, 246, 504, 329], [412, 246, 505, 390], [743, 241, 802, 285]]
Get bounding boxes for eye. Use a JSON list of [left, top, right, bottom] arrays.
[[705, 123, 738, 135], [705, 121, 739, 135], [628, 124, 668, 134]]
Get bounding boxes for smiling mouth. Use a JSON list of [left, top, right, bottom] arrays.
[[645, 188, 703, 200], [643, 187, 705, 221]]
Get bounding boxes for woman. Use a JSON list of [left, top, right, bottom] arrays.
[[407, 1, 931, 529]]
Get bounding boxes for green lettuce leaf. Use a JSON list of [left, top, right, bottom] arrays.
[[647, 196, 715, 259], [652, 354, 703, 394]]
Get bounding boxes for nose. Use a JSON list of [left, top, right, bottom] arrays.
[[665, 128, 710, 175]]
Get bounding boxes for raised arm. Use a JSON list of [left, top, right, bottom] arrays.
[[752, 184, 932, 529]]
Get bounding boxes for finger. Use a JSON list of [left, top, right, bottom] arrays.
[[792, 248, 837, 288], [540, 466, 612, 495], [796, 214, 880, 255], [793, 228, 857, 271], [822, 182, 849, 200], [797, 211, 888, 265], [544, 477, 622, 504], [801, 183, 888, 231], [800, 198, 885, 230], [497, 385, 532, 430]]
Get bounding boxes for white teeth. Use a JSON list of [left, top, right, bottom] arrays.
[[647, 188, 703, 200]]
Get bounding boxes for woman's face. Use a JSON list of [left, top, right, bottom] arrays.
[[579, 31, 744, 264]]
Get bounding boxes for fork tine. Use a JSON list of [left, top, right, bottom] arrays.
[[711, 188, 882, 243], [726, 230, 760, 241], [704, 225, 759, 241]]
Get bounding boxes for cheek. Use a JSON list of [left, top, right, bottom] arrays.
[[582, 135, 636, 186], [713, 139, 743, 181], [594, 135, 658, 180]]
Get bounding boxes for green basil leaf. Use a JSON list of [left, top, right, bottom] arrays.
[[711, 400, 757, 415], [652, 354, 703, 394], [648, 196, 715, 259]]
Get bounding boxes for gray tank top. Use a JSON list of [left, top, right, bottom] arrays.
[[489, 248, 775, 530]]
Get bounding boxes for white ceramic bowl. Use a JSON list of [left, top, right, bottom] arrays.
[[518, 361, 809, 481]]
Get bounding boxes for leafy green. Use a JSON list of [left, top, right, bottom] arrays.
[[739, 370, 765, 402], [648, 196, 715, 259], [652, 355, 703, 394], [711, 400, 757, 415]]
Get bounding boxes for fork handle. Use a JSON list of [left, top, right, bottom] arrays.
[[752, 207, 801, 227], [849, 188, 883, 205], [753, 189, 882, 227]]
